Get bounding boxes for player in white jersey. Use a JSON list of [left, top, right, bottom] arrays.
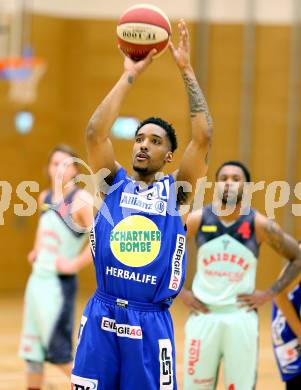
[[181, 161, 301, 390], [19, 145, 93, 390]]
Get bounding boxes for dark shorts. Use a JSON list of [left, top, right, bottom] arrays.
[[286, 372, 301, 389]]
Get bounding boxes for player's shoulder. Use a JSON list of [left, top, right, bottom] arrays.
[[70, 188, 94, 228], [188, 208, 203, 221], [253, 210, 281, 244], [73, 188, 93, 202], [254, 210, 269, 227], [188, 203, 215, 223], [38, 189, 50, 206], [186, 208, 203, 238], [72, 188, 94, 213], [112, 163, 126, 181]]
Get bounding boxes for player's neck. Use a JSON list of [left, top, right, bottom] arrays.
[[132, 171, 157, 186], [218, 202, 242, 224]]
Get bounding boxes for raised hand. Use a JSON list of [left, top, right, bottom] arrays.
[[119, 46, 157, 79], [169, 19, 191, 71]]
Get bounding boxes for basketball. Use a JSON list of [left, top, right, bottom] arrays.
[[117, 4, 171, 61]]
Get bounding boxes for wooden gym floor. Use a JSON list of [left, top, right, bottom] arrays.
[[0, 292, 283, 389]]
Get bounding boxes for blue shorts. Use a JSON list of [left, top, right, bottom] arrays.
[[72, 289, 177, 389]]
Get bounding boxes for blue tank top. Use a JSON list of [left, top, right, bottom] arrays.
[[90, 167, 187, 306], [272, 283, 301, 381], [193, 204, 260, 306]]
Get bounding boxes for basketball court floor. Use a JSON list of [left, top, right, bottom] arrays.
[[0, 292, 283, 389]]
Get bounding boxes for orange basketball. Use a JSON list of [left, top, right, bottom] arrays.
[[117, 4, 171, 61]]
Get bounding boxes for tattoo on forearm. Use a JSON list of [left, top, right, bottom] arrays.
[[271, 261, 301, 294], [183, 73, 213, 128], [86, 120, 95, 138], [264, 219, 301, 293], [205, 151, 209, 165], [128, 75, 134, 84], [264, 219, 293, 255], [86, 110, 102, 138]]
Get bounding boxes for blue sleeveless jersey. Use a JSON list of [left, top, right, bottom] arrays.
[[90, 167, 187, 306], [193, 204, 260, 306], [272, 283, 301, 381]]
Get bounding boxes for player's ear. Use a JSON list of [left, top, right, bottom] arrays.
[[164, 151, 173, 163]]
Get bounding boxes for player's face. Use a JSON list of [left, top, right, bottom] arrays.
[[132, 124, 173, 174], [216, 165, 246, 205], [48, 151, 77, 185]]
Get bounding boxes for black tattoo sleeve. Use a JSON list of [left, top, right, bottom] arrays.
[[264, 219, 301, 293], [205, 150, 210, 165], [271, 261, 301, 294], [183, 73, 213, 128], [265, 220, 295, 255]]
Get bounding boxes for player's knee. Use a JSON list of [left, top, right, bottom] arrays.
[[26, 360, 44, 373]]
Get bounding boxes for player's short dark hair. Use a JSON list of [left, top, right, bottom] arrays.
[[48, 144, 79, 169], [135, 117, 177, 152], [215, 160, 251, 182]]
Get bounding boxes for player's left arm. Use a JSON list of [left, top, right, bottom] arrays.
[[56, 189, 94, 274], [238, 212, 301, 310], [169, 20, 213, 213]]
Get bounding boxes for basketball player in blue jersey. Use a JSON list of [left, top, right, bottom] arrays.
[[181, 161, 301, 390], [19, 145, 93, 390], [272, 252, 301, 389], [71, 20, 212, 390]]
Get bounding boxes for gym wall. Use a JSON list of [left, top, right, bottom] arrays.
[[0, 14, 298, 291]]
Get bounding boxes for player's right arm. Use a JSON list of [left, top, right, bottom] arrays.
[[274, 268, 301, 345], [86, 49, 157, 178], [186, 209, 202, 239], [27, 189, 48, 264], [56, 189, 94, 274]]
